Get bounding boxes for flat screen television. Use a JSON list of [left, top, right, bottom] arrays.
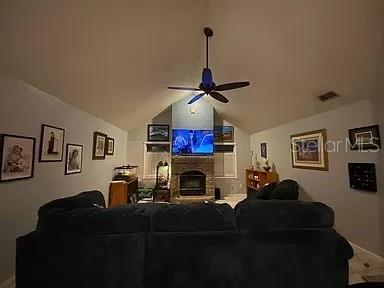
[[172, 129, 214, 155]]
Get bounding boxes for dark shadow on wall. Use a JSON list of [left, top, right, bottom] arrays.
[[298, 186, 314, 201]]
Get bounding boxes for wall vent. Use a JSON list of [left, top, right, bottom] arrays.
[[318, 91, 339, 102]]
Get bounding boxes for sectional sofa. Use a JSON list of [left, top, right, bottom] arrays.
[[16, 190, 353, 288]]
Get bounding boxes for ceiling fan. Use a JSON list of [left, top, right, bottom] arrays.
[[168, 27, 250, 104]]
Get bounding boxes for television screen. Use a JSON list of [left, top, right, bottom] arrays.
[[172, 129, 214, 155]]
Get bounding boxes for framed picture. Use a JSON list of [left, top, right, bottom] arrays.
[[147, 124, 169, 142], [214, 126, 234, 142], [348, 125, 381, 150], [65, 144, 83, 175], [146, 143, 170, 153], [260, 142, 267, 158], [0, 134, 36, 182], [290, 129, 329, 171], [156, 164, 170, 187], [39, 124, 65, 162], [93, 132, 107, 160], [106, 137, 115, 155]]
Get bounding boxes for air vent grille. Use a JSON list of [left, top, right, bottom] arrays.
[[318, 91, 339, 102]]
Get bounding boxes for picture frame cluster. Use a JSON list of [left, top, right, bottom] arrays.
[[0, 125, 116, 182], [288, 125, 382, 171], [92, 132, 114, 160]]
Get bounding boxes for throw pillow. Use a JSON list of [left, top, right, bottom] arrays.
[[38, 190, 105, 217], [259, 182, 278, 199], [269, 179, 299, 200]]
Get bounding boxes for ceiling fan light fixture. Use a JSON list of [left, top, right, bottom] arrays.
[[167, 27, 250, 104]]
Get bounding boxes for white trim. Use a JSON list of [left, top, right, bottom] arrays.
[[143, 142, 171, 180], [0, 276, 15, 288], [143, 142, 153, 179], [145, 141, 171, 145], [214, 142, 236, 145], [349, 241, 384, 261], [214, 143, 238, 179]]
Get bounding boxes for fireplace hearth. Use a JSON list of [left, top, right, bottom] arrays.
[[180, 170, 206, 196], [170, 155, 215, 202]]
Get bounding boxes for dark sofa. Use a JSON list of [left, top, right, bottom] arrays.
[[16, 190, 353, 288]]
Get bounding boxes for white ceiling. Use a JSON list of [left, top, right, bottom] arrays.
[[0, 0, 383, 134]]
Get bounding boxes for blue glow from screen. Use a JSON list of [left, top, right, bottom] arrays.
[[172, 129, 214, 155]]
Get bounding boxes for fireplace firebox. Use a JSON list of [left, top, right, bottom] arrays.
[[179, 170, 206, 196]]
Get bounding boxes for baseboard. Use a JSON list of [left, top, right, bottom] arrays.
[[349, 241, 384, 261], [0, 276, 15, 288]]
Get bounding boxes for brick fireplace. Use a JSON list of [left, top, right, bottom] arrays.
[[170, 155, 215, 203]]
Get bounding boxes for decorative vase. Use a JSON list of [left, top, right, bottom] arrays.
[[263, 158, 271, 172], [263, 166, 271, 172], [250, 150, 255, 169]]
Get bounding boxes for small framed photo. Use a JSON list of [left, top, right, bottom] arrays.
[[106, 137, 115, 155], [348, 125, 381, 150], [93, 132, 107, 160], [65, 144, 83, 175], [290, 129, 329, 171], [147, 124, 169, 142], [146, 143, 170, 153], [214, 126, 234, 142], [260, 142, 267, 158], [39, 124, 65, 162], [222, 126, 234, 142], [0, 134, 36, 182]]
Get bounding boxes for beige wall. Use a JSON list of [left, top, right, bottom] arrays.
[[372, 51, 384, 255], [375, 87, 384, 256], [0, 75, 128, 282], [172, 98, 213, 129], [250, 100, 382, 255]]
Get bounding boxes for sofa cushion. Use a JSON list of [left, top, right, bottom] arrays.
[[36, 203, 169, 235], [36, 206, 144, 235], [38, 190, 106, 218], [269, 179, 299, 200], [151, 202, 236, 232], [235, 200, 334, 231]]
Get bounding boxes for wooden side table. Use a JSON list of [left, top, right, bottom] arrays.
[[108, 177, 138, 207], [246, 169, 279, 195]]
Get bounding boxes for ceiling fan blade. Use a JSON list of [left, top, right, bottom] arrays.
[[214, 81, 250, 91], [187, 93, 206, 104], [209, 91, 229, 103], [168, 86, 201, 91]]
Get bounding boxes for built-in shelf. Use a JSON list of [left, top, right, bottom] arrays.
[[246, 169, 279, 193], [143, 142, 171, 179], [214, 143, 237, 179]]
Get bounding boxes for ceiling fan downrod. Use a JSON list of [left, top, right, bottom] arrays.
[[204, 27, 213, 68]]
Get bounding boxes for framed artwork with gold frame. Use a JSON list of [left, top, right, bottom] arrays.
[[290, 129, 328, 171]]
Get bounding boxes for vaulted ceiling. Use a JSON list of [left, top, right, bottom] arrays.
[[1, 0, 383, 134]]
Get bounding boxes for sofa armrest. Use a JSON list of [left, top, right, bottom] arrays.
[[333, 230, 354, 261], [16, 231, 38, 287]]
